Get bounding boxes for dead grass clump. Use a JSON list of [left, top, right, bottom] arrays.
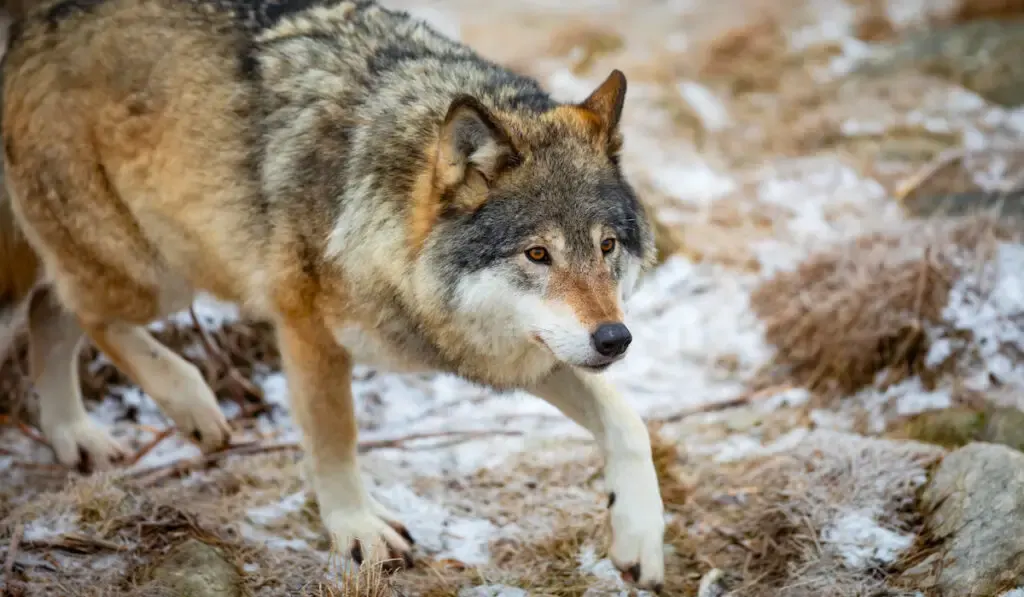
[[490, 513, 604, 597], [546, 25, 624, 76], [853, 0, 898, 41], [750, 216, 1014, 395], [697, 15, 789, 95], [678, 431, 943, 597], [953, 0, 1024, 22]]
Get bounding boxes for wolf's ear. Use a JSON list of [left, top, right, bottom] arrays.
[[580, 69, 627, 135], [435, 95, 517, 212]]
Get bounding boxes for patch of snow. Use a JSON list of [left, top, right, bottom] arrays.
[[1000, 589, 1024, 597], [809, 409, 855, 431], [788, 0, 856, 51], [822, 508, 915, 569], [648, 161, 737, 205], [936, 242, 1024, 391], [676, 81, 731, 131], [374, 483, 497, 564], [459, 586, 529, 597], [1008, 108, 1024, 135], [705, 427, 810, 463], [23, 515, 77, 542], [578, 545, 629, 593], [827, 37, 874, 78], [247, 491, 307, 526], [149, 294, 240, 332], [239, 522, 315, 553], [752, 158, 892, 274], [884, 0, 958, 30], [760, 388, 811, 411]]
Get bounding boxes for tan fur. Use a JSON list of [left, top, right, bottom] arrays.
[[549, 267, 623, 330]]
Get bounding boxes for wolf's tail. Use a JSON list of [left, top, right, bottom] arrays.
[[0, 1, 44, 363]]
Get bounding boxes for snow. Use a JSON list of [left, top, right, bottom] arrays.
[[676, 81, 731, 131], [1000, 590, 1024, 597], [459, 587, 529, 597], [22, 515, 77, 542], [374, 484, 497, 564], [823, 509, 915, 569], [934, 242, 1024, 391]]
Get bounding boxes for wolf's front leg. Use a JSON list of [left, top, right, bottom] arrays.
[[276, 317, 414, 571], [529, 365, 665, 592]]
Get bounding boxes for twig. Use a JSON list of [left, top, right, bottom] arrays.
[[126, 427, 177, 466], [189, 306, 266, 405], [356, 429, 522, 452], [3, 524, 23, 589], [894, 147, 969, 203], [21, 534, 126, 555], [125, 429, 523, 487], [14, 422, 49, 449], [653, 385, 794, 424]]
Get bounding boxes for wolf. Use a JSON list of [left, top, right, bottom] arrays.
[[0, 0, 666, 589]]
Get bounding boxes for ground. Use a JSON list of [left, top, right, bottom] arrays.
[[3, 0, 1024, 595]]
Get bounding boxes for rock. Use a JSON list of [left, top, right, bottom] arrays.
[[144, 539, 242, 597], [893, 406, 1024, 451], [854, 19, 1024, 106], [899, 189, 1024, 219], [910, 443, 1024, 595]]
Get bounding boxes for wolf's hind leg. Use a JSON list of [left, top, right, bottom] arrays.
[[528, 366, 666, 592], [278, 315, 414, 571], [81, 321, 231, 453], [28, 286, 127, 472]]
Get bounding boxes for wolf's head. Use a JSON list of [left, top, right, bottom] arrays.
[[413, 70, 655, 372]]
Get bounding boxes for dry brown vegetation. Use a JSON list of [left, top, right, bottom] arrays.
[[750, 215, 1019, 396]]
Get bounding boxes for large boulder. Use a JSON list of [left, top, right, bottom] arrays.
[[907, 442, 1024, 595]]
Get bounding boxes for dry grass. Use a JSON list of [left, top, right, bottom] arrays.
[[750, 216, 1017, 396]]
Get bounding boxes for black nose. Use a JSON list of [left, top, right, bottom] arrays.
[[591, 323, 632, 357]]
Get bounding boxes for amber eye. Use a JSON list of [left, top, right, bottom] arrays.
[[600, 238, 616, 255], [525, 247, 551, 264]]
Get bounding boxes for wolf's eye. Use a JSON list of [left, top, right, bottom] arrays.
[[525, 247, 551, 264], [600, 238, 616, 255]]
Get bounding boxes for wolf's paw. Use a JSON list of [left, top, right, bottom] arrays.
[[607, 489, 666, 593], [42, 417, 128, 474], [160, 387, 232, 453], [324, 508, 415, 572]]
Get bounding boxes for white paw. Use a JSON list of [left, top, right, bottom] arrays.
[[157, 386, 231, 453], [607, 486, 666, 592], [41, 417, 127, 473], [323, 507, 415, 572]]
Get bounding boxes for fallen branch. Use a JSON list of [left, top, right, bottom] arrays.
[[653, 385, 797, 424], [21, 534, 126, 555], [126, 428, 524, 487]]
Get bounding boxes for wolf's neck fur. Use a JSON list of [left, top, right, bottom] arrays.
[[254, 1, 561, 387]]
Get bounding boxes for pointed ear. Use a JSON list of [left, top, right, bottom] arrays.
[[434, 95, 517, 212], [579, 69, 627, 134]]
